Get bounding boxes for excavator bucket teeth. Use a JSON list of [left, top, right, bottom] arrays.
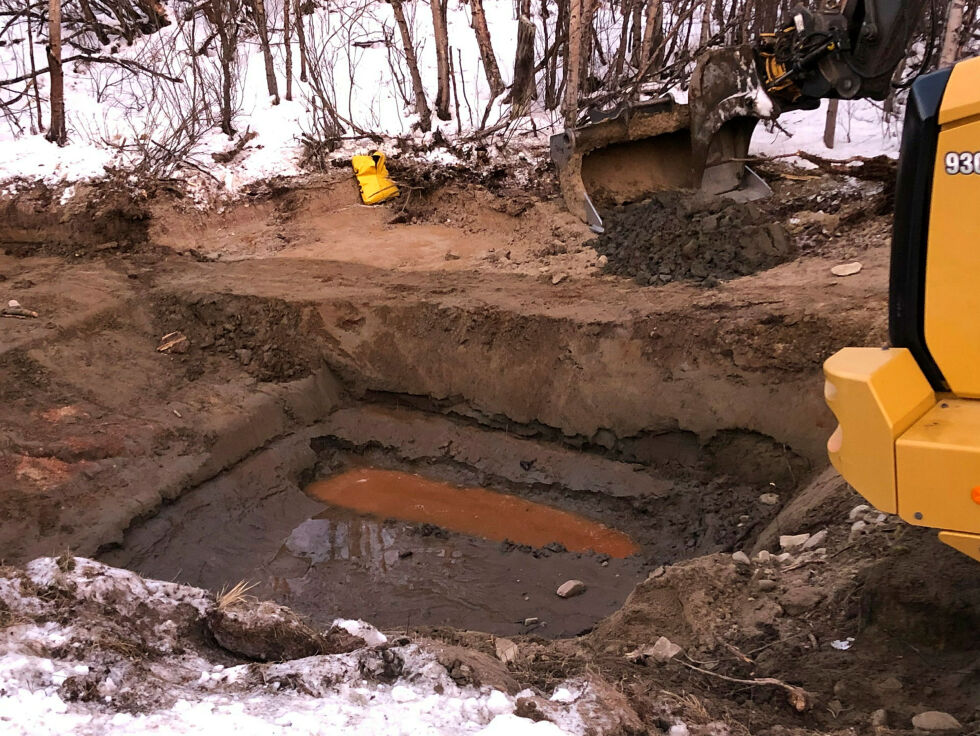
[[550, 44, 777, 225], [690, 45, 776, 194]]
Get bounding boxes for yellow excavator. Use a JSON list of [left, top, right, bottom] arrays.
[[825, 55, 980, 563], [552, 1, 980, 560]]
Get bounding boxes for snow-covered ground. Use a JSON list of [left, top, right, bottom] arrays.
[[0, 0, 902, 197], [0, 558, 655, 736]]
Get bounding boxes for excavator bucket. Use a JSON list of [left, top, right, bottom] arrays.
[[551, 45, 776, 230]]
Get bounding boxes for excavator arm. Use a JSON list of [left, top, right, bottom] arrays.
[[553, 0, 929, 227]]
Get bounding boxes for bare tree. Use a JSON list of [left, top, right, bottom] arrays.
[[940, 0, 965, 66], [387, 0, 431, 131], [294, 0, 308, 82], [284, 0, 293, 100], [467, 0, 504, 97], [507, 0, 536, 108], [45, 0, 66, 144], [251, 0, 280, 104], [201, 0, 243, 135], [640, 0, 663, 68], [430, 0, 451, 119], [563, 0, 583, 124], [823, 98, 838, 148]]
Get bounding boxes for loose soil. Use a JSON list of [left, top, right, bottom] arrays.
[[1, 163, 976, 735], [593, 190, 795, 286]]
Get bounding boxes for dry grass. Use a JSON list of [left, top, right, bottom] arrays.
[[216, 580, 257, 610]]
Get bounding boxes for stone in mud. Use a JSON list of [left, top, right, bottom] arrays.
[[207, 598, 364, 662], [802, 529, 828, 550], [778, 585, 824, 615], [494, 637, 519, 664], [626, 636, 682, 663], [436, 645, 520, 694], [758, 492, 780, 505], [779, 533, 810, 550], [911, 711, 961, 731], [731, 551, 751, 566], [556, 579, 587, 598]]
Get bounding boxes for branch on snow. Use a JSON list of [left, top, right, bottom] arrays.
[[0, 54, 184, 86]]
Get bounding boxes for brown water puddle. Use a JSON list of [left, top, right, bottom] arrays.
[[305, 468, 639, 558]]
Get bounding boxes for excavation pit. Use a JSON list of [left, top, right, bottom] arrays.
[[99, 404, 794, 638]]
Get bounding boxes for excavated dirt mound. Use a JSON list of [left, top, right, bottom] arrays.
[[593, 191, 794, 285]]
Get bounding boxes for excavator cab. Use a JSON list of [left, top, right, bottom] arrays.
[[823, 55, 980, 562]]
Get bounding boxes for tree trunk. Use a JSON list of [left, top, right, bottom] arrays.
[[468, 0, 504, 97], [294, 0, 308, 82], [563, 0, 582, 125], [939, 0, 965, 67], [507, 0, 536, 108], [388, 0, 432, 131], [823, 98, 838, 148], [640, 0, 662, 68], [579, 0, 595, 86], [25, 0, 44, 133], [78, 0, 110, 46], [612, 0, 630, 82], [46, 0, 66, 145], [284, 0, 293, 101], [429, 0, 452, 120], [699, 0, 711, 46], [251, 0, 280, 104]]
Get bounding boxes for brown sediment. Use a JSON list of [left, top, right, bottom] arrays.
[[305, 468, 640, 558]]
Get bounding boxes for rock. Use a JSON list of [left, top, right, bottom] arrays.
[[758, 492, 780, 505], [851, 520, 868, 535], [731, 551, 751, 566], [756, 579, 778, 592], [444, 251, 461, 261], [911, 711, 961, 731], [849, 504, 871, 520], [754, 550, 772, 564], [522, 617, 539, 627], [802, 529, 828, 550], [831, 261, 862, 277], [627, 636, 683, 664], [591, 428, 617, 450], [875, 676, 903, 692], [235, 348, 253, 366], [596, 255, 608, 267], [207, 599, 363, 662], [871, 709, 889, 728], [494, 637, 519, 664], [775, 552, 792, 563], [556, 580, 587, 598], [551, 273, 568, 285], [779, 585, 824, 615], [779, 533, 811, 550], [435, 645, 520, 694]]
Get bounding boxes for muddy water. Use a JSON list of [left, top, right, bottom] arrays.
[[101, 445, 647, 637], [305, 468, 639, 558]]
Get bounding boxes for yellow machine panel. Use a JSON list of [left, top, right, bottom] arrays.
[[924, 63, 980, 397], [937, 54, 980, 125], [938, 531, 980, 563], [823, 348, 935, 512], [896, 399, 980, 535]]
